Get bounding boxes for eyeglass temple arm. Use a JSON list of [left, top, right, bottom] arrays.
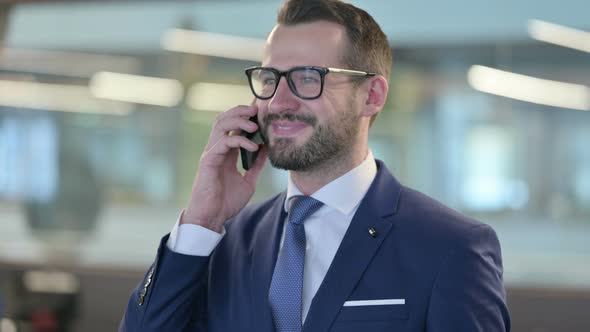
[[327, 67, 376, 76]]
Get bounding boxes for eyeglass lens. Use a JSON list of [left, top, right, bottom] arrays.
[[249, 68, 322, 99]]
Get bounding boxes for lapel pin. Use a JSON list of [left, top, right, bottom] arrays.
[[368, 227, 378, 238]]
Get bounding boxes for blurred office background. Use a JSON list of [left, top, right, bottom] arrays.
[[0, 0, 589, 331]]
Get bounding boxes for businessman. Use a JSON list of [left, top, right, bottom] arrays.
[[121, 0, 511, 331]]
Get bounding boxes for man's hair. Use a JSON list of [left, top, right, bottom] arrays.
[[277, 0, 392, 82]]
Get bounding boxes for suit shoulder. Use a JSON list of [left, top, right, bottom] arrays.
[[396, 185, 498, 247]]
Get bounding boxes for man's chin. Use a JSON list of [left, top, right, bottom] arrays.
[[267, 155, 310, 172], [269, 136, 302, 150], [267, 139, 309, 170]]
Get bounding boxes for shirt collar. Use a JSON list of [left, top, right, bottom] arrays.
[[284, 150, 377, 215]]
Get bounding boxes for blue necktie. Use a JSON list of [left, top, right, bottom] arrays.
[[269, 196, 324, 332]]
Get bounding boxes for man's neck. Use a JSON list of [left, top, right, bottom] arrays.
[[289, 147, 368, 196]]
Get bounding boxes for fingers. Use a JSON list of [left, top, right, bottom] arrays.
[[219, 104, 257, 120], [200, 133, 259, 169], [207, 134, 259, 156], [207, 105, 258, 147]]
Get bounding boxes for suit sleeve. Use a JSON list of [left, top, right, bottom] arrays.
[[427, 224, 511, 331], [119, 234, 210, 332]]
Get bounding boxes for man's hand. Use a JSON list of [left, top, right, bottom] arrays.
[[182, 105, 267, 233]]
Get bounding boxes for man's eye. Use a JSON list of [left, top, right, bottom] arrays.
[[262, 77, 276, 85], [296, 75, 319, 85]]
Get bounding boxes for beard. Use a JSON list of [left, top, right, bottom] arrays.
[[261, 99, 360, 172]]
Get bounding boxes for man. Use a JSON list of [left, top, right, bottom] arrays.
[[120, 0, 511, 331]]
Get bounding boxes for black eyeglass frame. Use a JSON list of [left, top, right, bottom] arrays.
[[244, 66, 376, 100]]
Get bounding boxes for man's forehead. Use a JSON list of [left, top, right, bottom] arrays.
[[262, 21, 348, 68]]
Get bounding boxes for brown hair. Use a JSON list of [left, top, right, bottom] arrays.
[[277, 0, 392, 82]]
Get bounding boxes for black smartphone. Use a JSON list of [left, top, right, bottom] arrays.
[[239, 115, 263, 170]]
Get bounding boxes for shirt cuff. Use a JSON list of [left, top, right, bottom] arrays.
[[166, 211, 225, 256]]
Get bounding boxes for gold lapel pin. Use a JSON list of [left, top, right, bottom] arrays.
[[368, 227, 378, 238]]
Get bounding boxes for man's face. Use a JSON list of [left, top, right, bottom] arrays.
[[256, 21, 363, 172]]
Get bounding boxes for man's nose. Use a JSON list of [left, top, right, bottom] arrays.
[[268, 76, 300, 113]]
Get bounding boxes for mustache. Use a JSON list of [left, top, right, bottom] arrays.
[[262, 112, 317, 126]]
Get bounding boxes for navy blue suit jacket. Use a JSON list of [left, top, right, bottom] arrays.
[[121, 160, 510, 331]]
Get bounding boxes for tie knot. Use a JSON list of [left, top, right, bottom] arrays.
[[288, 196, 324, 225]]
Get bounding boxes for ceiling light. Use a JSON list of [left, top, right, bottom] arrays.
[[0, 79, 131, 115], [187, 82, 253, 112], [89, 71, 183, 107], [529, 19, 590, 54], [467, 65, 590, 111], [161, 29, 264, 62]]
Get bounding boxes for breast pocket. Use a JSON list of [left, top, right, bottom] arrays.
[[337, 303, 408, 321], [330, 302, 409, 332]]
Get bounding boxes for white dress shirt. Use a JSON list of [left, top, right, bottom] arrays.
[[167, 151, 377, 323]]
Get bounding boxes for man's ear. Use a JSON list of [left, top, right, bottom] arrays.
[[361, 76, 389, 118]]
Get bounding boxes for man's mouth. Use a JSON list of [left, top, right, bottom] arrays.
[[271, 120, 309, 137], [263, 113, 316, 139]]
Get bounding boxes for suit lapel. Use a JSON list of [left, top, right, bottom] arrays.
[[250, 192, 288, 332], [303, 161, 402, 332]]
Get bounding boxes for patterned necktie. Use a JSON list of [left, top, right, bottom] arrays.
[[269, 195, 324, 332]]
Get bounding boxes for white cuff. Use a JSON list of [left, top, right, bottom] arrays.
[[166, 212, 225, 256]]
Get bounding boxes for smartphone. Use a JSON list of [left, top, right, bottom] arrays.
[[239, 115, 263, 170]]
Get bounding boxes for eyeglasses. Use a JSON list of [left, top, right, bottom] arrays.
[[244, 66, 375, 100]]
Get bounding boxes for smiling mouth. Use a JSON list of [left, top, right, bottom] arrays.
[[271, 121, 309, 137], [263, 112, 317, 140]]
